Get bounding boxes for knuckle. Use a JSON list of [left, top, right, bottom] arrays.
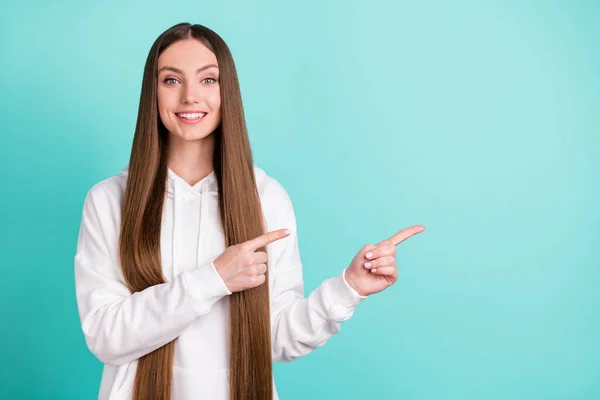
[[246, 253, 256, 264], [249, 252, 258, 264], [257, 251, 267, 263], [362, 244, 376, 252]]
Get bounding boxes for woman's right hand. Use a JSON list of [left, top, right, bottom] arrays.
[[213, 229, 291, 293]]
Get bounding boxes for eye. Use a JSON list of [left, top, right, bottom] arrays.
[[203, 77, 218, 84], [163, 77, 179, 85]]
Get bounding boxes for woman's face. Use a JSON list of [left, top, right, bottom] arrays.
[[157, 39, 221, 141]]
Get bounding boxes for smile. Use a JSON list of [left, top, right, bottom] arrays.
[[175, 112, 207, 124]]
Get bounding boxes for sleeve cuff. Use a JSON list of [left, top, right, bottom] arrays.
[[342, 267, 369, 300], [182, 260, 232, 315], [323, 268, 368, 321]]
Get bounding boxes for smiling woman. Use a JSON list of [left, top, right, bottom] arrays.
[[157, 41, 221, 136], [73, 21, 424, 400]]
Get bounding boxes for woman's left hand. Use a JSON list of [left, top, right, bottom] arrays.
[[345, 225, 425, 296]]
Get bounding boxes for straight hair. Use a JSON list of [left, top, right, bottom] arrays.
[[118, 22, 272, 400]]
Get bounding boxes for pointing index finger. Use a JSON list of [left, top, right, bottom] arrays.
[[385, 225, 425, 246], [244, 229, 291, 251]]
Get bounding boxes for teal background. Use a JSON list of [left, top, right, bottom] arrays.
[[1, 0, 598, 399]]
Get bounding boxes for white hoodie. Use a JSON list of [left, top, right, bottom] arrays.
[[74, 164, 368, 400]]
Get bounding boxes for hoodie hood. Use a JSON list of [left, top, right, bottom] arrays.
[[118, 164, 267, 199]]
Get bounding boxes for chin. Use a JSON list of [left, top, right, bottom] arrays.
[[176, 130, 212, 141]]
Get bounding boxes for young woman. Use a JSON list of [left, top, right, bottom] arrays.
[[74, 22, 425, 400]]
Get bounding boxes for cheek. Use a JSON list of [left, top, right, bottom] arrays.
[[156, 91, 176, 129], [209, 92, 221, 111], [157, 87, 178, 112], [156, 89, 168, 115]]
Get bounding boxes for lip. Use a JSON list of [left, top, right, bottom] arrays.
[[176, 110, 208, 114], [174, 111, 207, 125]]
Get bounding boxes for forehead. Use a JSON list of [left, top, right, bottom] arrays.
[[158, 39, 218, 71]]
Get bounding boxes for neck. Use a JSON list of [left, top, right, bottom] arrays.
[[167, 132, 215, 187]]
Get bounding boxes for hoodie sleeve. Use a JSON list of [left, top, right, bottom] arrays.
[[74, 186, 232, 366], [268, 186, 368, 363]]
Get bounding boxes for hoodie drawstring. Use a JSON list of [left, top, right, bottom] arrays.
[[196, 181, 210, 268], [168, 170, 218, 278], [171, 179, 182, 276]]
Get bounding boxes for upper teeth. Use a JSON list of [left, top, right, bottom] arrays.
[[177, 112, 206, 119]]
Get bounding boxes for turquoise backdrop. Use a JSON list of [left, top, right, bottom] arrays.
[[1, 0, 599, 399]]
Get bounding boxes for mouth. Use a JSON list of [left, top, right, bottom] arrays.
[[175, 111, 207, 124]]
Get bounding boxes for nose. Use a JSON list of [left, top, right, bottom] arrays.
[[180, 81, 201, 104]]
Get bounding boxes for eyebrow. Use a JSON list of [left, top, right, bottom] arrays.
[[158, 64, 219, 74]]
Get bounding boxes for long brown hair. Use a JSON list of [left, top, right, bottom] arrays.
[[118, 22, 272, 400]]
